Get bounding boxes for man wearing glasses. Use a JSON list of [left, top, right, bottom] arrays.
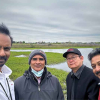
[[14, 49, 64, 100], [63, 48, 99, 100], [88, 48, 100, 99]]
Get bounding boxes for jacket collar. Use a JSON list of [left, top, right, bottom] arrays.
[[24, 66, 52, 80], [71, 64, 85, 79], [0, 65, 12, 78]]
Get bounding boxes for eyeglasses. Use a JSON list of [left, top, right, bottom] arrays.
[[32, 58, 44, 61], [66, 55, 80, 61]]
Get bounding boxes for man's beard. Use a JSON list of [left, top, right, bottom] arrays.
[[0, 56, 7, 67]]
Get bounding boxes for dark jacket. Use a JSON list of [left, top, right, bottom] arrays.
[[66, 65, 99, 100], [14, 67, 64, 100]]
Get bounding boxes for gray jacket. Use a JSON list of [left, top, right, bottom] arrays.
[[14, 67, 64, 100]]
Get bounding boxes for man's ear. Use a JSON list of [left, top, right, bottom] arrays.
[[80, 56, 84, 61]]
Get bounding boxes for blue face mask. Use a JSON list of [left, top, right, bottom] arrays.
[[31, 68, 44, 77]]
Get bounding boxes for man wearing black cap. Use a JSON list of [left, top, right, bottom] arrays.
[[63, 48, 99, 100], [14, 49, 64, 100]]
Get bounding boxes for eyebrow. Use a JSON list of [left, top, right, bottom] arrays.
[[0, 46, 11, 49], [34, 57, 44, 59], [91, 61, 100, 64], [32, 58, 44, 60], [97, 61, 100, 63], [4, 46, 11, 49]]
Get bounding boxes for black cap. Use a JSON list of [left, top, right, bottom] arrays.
[[63, 48, 82, 58]]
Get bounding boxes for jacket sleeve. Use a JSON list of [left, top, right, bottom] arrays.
[[87, 75, 99, 100], [14, 87, 19, 100], [57, 79, 64, 100], [14, 80, 19, 100]]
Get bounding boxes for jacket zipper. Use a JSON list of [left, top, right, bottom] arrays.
[[38, 84, 40, 91], [37, 75, 49, 91]]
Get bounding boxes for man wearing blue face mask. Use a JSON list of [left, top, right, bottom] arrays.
[[14, 49, 64, 100]]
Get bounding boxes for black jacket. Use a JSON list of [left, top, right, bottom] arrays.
[[14, 67, 64, 100], [66, 65, 99, 100]]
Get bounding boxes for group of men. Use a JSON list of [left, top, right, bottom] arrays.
[[0, 23, 100, 100]]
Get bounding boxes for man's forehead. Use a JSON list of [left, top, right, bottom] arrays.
[[92, 55, 100, 59], [0, 34, 11, 47], [91, 55, 100, 62], [32, 55, 43, 58], [0, 43, 11, 47]]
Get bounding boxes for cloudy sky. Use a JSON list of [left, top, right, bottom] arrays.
[[0, 0, 100, 43]]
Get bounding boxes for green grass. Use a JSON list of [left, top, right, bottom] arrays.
[[6, 51, 68, 92]]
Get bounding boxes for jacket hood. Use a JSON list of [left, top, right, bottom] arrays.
[[1, 65, 12, 78]]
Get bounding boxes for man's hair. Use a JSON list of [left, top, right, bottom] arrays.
[[0, 23, 13, 46], [88, 48, 100, 61]]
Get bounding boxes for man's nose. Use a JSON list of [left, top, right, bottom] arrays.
[[95, 66, 100, 71], [0, 49, 6, 56], [36, 59, 40, 63], [68, 58, 73, 62]]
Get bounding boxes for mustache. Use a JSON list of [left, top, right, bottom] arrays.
[[0, 56, 7, 61], [95, 71, 100, 75]]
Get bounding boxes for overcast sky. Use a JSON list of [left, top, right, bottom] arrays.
[[0, 0, 100, 43]]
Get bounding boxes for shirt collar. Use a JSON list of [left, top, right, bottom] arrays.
[[71, 65, 85, 79], [34, 75, 41, 84], [0, 65, 12, 78]]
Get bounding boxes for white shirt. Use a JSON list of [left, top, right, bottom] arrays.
[[0, 65, 15, 100]]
